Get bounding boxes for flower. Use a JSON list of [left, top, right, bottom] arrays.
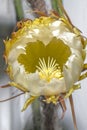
[[4, 16, 86, 110]]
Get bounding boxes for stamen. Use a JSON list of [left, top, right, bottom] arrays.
[[36, 57, 63, 81]]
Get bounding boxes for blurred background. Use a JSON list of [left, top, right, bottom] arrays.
[[0, 0, 87, 130]]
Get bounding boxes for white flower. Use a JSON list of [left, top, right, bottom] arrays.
[[4, 16, 86, 104]]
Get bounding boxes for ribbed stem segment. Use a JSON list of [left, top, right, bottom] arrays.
[[32, 99, 41, 130], [14, 0, 24, 21], [51, 0, 63, 16]]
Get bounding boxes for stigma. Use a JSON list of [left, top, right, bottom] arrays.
[[36, 57, 63, 82]]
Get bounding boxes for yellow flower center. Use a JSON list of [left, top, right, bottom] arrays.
[[36, 57, 63, 82]]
